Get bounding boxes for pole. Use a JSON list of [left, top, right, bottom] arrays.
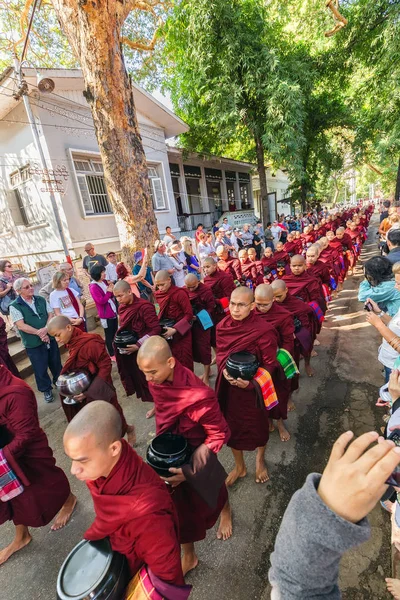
[[14, 57, 71, 263]]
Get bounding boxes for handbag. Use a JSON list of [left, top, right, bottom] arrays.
[[125, 566, 191, 600], [0, 278, 16, 315]]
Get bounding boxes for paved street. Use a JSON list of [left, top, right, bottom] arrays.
[[0, 218, 392, 600]]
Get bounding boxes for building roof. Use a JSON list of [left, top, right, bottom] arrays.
[[0, 67, 189, 138], [167, 145, 256, 170]]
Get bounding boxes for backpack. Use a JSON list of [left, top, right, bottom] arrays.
[[0, 278, 16, 315]]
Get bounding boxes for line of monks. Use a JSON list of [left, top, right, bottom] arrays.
[[0, 204, 374, 596]]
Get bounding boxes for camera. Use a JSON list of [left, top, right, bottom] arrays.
[[364, 301, 373, 312]]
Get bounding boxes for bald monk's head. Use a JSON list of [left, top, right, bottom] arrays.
[[271, 279, 288, 303], [276, 241, 284, 253], [326, 230, 335, 241], [113, 279, 134, 305], [264, 246, 273, 258], [47, 315, 74, 345], [202, 257, 217, 277], [335, 227, 345, 240], [290, 254, 306, 276], [247, 248, 257, 262], [184, 273, 200, 292], [306, 244, 320, 265], [229, 286, 254, 321], [254, 284, 274, 314], [137, 335, 175, 385], [63, 401, 123, 481], [238, 249, 248, 263], [216, 245, 228, 260], [319, 236, 328, 249], [155, 270, 172, 292]]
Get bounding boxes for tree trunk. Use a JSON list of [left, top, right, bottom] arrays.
[[51, 0, 159, 263], [395, 157, 400, 202], [300, 183, 307, 212], [255, 135, 269, 224]]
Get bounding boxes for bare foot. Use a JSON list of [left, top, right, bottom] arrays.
[[226, 466, 247, 487], [311, 350, 318, 358], [182, 552, 199, 576], [217, 503, 232, 541], [201, 375, 210, 387], [269, 419, 276, 432], [288, 400, 296, 412], [146, 407, 155, 419], [210, 356, 216, 366], [305, 364, 314, 377], [255, 456, 269, 484], [51, 493, 77, 531], [126, 425, 136, 446], [0, 531, 32, 565], [314, 339, 320, 346], [277, 422, 291, 442], [386, 578, 400, 599]]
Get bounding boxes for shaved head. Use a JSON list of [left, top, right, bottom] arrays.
[[155, 270, 171, 283], [48, 315, 71, 333], [65, 401, 122, 447], [64, 401, 123, 481], [114, 279, 131, 293], [202, 257, 217, 276], [216, 246, 227, 258], [290, 254, 305, 264], [184, 273, 199, 287], [137, 336, 175, 385], [231, 286, 254, 304], [229, 286, 254, 320], [203, 257, 215, 266], [254, 284, 274, 302]]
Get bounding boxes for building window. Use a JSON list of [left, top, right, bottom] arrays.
[[148, 165, 167, 211], [8, 165, 44, 227], [73, 157, 112, 215]]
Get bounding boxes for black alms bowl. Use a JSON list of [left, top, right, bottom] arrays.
[[226, 351, 259, 381], [57, 538, 130, 600], [159, 318, 176, 334], [114, 329, 139, 348], [146, 432, 192, 478]]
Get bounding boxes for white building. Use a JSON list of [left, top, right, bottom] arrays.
[[0, 67, 189, 270], [252, 168, 292, 221]]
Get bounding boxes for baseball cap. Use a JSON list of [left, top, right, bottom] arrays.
[[134, 250, 143, 263]]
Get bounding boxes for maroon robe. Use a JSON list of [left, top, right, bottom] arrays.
[[61, 328, 128, 433], [187, 282, 215, 365], [155, 285, 194, 371], [217, 256, 242, 281], [261, 256, 277, 272], [0, 366, 70, 527], [85, 439, 184, 585], [216, 311, 278, 450], [0, 318, 19, 377], [150, 361, 230, 544], [115, 298, 161, 403], [306, 260, 331, 288], [283, 271, 323, 305], [204, 269, 235, 345], [273, 250, 290, 265], [283, 241, 297, 257], [240, 259, 258, 286], [255, 304, 294, 420]]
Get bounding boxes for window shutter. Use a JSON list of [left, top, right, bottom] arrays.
[[77, 174, 94, 214], [151, 177, 166, 210], [7, 189, 27, 226]]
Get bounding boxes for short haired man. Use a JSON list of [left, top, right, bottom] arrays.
[[151, 240, 175, 275], [380, 200, 391, 223], [9, 278, 61, 403], [386, 229, 400, 264], [221, 217, 231, 232], [105, 251, 118, 283], [82, 243, 107, 278], [163, 226, 176, 246]]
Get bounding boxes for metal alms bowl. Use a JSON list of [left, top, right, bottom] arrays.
[[56, 371, 92, 398], [114, 329, 139, 348]]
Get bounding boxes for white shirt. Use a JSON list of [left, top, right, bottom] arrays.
[[163, 234, 175, 246], [378, 308, 400, 368], [49, 288, 80, 319], [270, 225, 281, 241], [105, 262, 118, 282], [169, 256, 186, 287]]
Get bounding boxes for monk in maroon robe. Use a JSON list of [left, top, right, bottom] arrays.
[[64, 401, 188, 592], [273, 242, 290, 268], [239, 249, 258, 287], [261, 247, 278, 284], [216, 246, 242, 282], [326, 231, 347, 287], [203, 258, 235, 347], [254, 285, 295, 441], [283, 255, 326, 313], [48, 316, 134, 443], [154, 270, 194, 371], [216, 287, 279, 486], [113, 280, 160, 419], [306, 244, 331, 288], [283, 233, 298, 258], [0, 366, 76, 564], [248, 248, 264, 285], [184, 274, 214, 385], [0, 317, 19, 377], [271, 280, 316, 377], [138, 337, 232, 576]]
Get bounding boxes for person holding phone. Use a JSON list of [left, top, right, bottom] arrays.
[[269, 430, 400, 599]]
